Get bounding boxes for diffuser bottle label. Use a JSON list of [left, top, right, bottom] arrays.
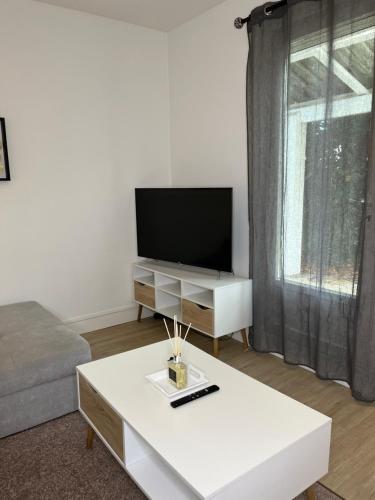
[[169, 367, 177, 383]]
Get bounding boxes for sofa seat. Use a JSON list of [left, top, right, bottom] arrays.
[[0, 301, 60, 336], [0, 301, 91, 437], [0, 324, 91, 397]]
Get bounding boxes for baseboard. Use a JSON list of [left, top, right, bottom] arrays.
[[64, 304, 153, 334], [65, 307, 249, 339]]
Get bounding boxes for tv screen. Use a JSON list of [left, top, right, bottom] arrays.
[[135, 188, 232, 272]]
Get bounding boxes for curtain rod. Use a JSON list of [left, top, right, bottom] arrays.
[[234, 0, 287, 29]]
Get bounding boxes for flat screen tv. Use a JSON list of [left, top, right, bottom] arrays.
[[135, 188, 232, 272]]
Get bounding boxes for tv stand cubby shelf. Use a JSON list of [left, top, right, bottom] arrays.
[[133, 260, 252, 357]]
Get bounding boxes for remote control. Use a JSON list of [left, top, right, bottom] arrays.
[[170, 385, 220, 408]]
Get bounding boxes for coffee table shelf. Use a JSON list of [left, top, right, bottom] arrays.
[[127, 450, 198, 500]]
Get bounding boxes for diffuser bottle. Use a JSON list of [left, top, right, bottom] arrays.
[[168, 355, 187, 390]]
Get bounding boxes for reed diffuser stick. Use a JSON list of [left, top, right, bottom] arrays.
[[163, 315, 191, 358], [174, 315, 178, 356], [178, 325, 182, 356], [163, 318, 171, 340], [182, 323, 192, 345], [163, 318, 174, 351]]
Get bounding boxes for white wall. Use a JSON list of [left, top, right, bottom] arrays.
[[169, 0, 260, 277], [0, 0, 171, 330], [0, 0, 259, 332]]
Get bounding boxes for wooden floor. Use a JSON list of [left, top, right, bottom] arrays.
[[83, 318, 375, 500]]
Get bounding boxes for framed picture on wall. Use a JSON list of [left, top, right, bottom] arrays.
[[0, 118, 10, 181]]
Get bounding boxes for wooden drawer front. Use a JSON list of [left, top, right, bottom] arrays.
[[79, 375, 124, 460], [182, 299, 213, 335], [134, 281, 155, 308]]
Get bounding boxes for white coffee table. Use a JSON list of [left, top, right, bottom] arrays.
[[77, 340, 331, 500]]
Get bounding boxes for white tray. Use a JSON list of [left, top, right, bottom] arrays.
[[146, 364, 208, 398]]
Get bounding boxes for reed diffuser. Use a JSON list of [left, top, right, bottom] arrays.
[[163, 316, 191, 390]]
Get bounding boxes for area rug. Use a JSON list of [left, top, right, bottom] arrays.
[[0, 412, 341, 500]]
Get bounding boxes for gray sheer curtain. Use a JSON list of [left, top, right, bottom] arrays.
[[247, 0, 375, 401]]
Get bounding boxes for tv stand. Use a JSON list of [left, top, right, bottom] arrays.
[[133, 260, 252, 357]]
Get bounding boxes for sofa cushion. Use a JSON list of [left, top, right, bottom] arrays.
[[0, 302, 60, 338], [0, 324, 91, 397]]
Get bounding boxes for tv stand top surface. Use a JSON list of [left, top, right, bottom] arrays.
[[134, 259, 250, 290]]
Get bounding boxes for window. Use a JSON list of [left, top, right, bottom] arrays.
[[283, 24, 375, 294]]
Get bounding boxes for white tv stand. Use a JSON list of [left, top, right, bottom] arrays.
[[133, 260, 252, 357]]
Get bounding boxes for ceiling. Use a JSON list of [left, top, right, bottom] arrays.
[[34, 0, 228, 32]]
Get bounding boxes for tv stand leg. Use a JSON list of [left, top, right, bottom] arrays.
[[241, 328, 249, 351], [213, 338, 219, 358], [137, 304, 143, 322]]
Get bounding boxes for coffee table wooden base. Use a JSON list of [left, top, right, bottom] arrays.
[[306, 485, 316, 500], [86, 425, 95, 449]]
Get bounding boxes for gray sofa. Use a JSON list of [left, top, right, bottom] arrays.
[[0, 301, 91, 438]]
